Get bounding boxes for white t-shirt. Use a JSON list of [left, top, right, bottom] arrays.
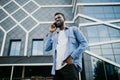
[[56, 30, 68, 70]]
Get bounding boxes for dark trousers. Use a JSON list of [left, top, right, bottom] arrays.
[[53, 64, 79, 80]]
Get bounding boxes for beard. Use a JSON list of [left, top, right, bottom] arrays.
[[55, 21, 64, 28]]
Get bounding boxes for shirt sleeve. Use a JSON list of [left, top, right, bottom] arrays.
[[70, 27, 88, 59], [44, 32, 53, 51]]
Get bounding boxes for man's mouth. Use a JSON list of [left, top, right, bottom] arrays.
[[56, 21, 61, 24]]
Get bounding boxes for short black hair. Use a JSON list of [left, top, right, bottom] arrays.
[[54, 12, 66, 20]]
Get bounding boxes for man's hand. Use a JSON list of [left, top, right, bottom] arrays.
[[63, 56, 73, 65], [49, 23, 56, 32]]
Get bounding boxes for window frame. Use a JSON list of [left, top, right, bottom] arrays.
[[32, 39, 44, 56], [8, 39, 21, 56]]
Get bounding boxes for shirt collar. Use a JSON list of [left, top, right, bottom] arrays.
[[64, 26, 69, 30], [56, 26, 69, 33]]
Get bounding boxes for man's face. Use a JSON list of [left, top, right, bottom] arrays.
[[54, 14, 64, 28]]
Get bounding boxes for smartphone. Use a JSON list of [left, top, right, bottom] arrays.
[[54, 23, 57, 28]]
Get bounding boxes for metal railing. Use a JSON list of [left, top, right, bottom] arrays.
[[85, 50, 120, 68]]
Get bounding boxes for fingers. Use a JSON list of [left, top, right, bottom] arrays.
[[49, 23, 56, 32], [63, 56, 73, 64]]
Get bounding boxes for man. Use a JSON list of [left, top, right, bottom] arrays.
[[44, 12, 88, 80]]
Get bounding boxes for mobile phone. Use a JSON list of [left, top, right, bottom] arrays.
[[54, 23, 57, 28]]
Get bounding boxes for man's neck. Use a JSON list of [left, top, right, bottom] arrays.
[[60, 26, 64, 30]]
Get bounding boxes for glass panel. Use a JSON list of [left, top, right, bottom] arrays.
[[94, 7, 103, 13], [98, 25, 109, 37], [4, 2, 19, 14], [34, 0, 72, 5], [101, 44, 112, 48], [117, 23, 120, 26], [23, 1, 38, 13], [86, 26, 99, 37], [115, 55, 120, 64], [9, 40, 21, 56], [0, 9, 8, 20], [32, 39, 43, 55], [105, 13, 115, 20], [80, 0, 120, 3], [110, 36, 120, 40], [105, 63, 119, 80], [95, 14, 106, 20], [0, 0, 10, 6], [90, 48, 102, 56], [84, 7, 94, 13], [12, 9, 27, 22], [0, 17, 16, 31], [88, 37, 99, 43], [21, 17, 37, 30], [99, 37, 111, 42], [92, 59, 106, 80], [15, 0, 29, 6], [89, 56, 120, 80], [82, 6, 120, 20], [13, 66, 22, 78], [0, 66, 12, 78], [103, 55, 115, 61], [103, 6, 114, 13], [113, 49, 120, 55], [102, 48, 113, 55], [108, 27, 120, 37], [113, 6, 120, 13], [112, 43, 120, 48], [115, 13, 120, 19], [79, 18, 94, 23]]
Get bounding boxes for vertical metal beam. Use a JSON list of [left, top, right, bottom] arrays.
[[10, 66, 14, 80], [0, 33, 6, 56], [79, 72, 81, 80], [22, 66, 25, 79]]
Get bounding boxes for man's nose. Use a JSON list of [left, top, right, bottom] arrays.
[[56, 18, 60, 21]]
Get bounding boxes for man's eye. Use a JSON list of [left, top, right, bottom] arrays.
[[58, 17, 61, 18], [55, 17, 61, 20]]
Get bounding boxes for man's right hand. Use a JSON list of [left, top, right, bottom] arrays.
[[49, 23, 56, 32]]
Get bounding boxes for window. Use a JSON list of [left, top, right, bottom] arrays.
[[9, 40, 21, 56], [32, 39, 43, 55]]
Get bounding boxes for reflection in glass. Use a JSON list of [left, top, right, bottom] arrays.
[[108, 27, 120, 37], [91, 57, 120, 80], [104, 63, 119, 80], [4, 2, 19, 14], [103, 55, 115, 62], [115, 55, 120, 64], [112, 43, 120, 48], [102, 48, 113, 55], [86, 26, 98, 37], [0, 0, 10, 6], [12, 9, 27, 22], [0, 9, 8, 20], [98, 25, 109, 37], [21, 17, 37, 30], [88, 37, 99, 43], [9, 40, 21, 56], [23, 1, 38, 13], [94, 60, 106, 80], [15, 0, 29, 6], [0, 17, 16, 31], [32, 39, 43, 55]]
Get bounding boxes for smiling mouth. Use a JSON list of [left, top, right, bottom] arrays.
[[56, 21, 61, 24]]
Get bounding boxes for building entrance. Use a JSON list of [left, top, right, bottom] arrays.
[[0, 66, 53, 80]]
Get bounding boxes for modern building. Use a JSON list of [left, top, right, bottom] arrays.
[[0, 0, 120, 80]]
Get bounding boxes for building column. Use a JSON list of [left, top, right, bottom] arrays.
[[22, 66, 25, 79], [10, 66, 14, 80]]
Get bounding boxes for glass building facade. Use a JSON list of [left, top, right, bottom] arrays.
[[0, 0, 120, 80]]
